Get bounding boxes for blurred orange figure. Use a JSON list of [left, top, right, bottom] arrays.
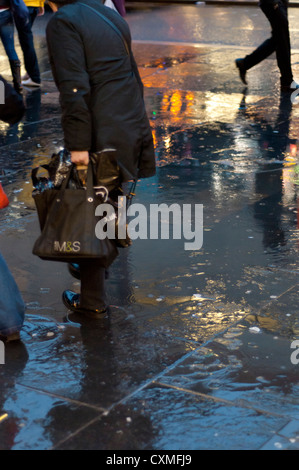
[[0, 184, 9, 209]]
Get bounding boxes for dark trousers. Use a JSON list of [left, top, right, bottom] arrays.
[[79, 261, 107, 311], [28, 7, 38, 27], [14, 12, 40, 84], [0, 10, 19, 62], [243, 1, 293, 86]]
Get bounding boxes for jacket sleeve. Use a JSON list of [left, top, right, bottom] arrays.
[[46, 15, 92, 152]]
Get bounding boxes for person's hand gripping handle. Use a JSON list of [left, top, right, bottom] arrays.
[[71, 151, 89, 186]]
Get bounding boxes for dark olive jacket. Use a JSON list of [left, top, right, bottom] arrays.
[[46, 0, 156, 181]]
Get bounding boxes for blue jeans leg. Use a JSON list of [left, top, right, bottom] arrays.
[[14, 13, 40, 83], [28, 6, 38, 28], [0, 252, 25, 336], [0, 10, 19, 62]]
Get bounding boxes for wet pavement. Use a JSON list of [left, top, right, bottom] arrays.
[[0, 3, 299, 450]]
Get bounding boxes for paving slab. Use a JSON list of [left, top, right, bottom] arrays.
[[0, 4, 298, 450]]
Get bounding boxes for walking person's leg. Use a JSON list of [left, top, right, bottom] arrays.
[[14, 14, 41, 87], [236, 36, 275, 85], [28, 6, 38, 27], [0, 11, 22, 93], [243, 37, 276, 71], [235, 1, 297, 90], [21, 7, 40, 82], [263, 1, 295, 90], [63, 261, 108, 317], [79, 261, 107, 313], [235, 1, 277, 86]]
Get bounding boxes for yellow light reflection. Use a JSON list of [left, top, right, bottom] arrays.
[[159, 90, 195, 123], [150, 90, 260, 126], [151, 129, 157, 149]]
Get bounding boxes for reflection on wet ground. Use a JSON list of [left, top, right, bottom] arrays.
[[0, 6, 298, 450]]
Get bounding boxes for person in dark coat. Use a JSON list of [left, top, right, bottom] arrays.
[[235, 0, 298, 93], [46, 0, 156, 317]]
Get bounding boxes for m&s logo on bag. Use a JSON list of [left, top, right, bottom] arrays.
[[54, 241, 81, 253]]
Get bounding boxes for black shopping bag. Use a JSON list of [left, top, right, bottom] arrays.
[[32, 163, 118, 268]]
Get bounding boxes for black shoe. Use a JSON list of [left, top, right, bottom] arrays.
[[235, 58, 247, 85], [62, 290, 108, 319], [281, 80, 299, 92]]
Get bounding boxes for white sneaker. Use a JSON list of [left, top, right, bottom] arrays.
[[21, 78, 41, 87]]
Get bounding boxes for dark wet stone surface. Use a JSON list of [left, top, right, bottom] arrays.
[[0, 5, 299, 450], [158, 319, 299, 418], [53, 385, 290, 450]]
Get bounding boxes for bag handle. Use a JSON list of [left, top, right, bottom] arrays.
[[77, 2, 129, 55], [60, 162, 94, 193], [32, 161, 94, 195]]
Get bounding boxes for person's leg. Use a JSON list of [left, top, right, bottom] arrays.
[[0, 252, 25, 341], [28, 6, 38, 27], [242, 37, 276, 71], [0, 11, 22, 93], [14, 15, 40, 85], [235, 3, 279, 85], [79, 261, 107, 312], [0, 11, 19, 62], [62, 261, 108, 316], [262, 1, 293, 87], [9, 59, 22, 93], [21, 7, 38, 81]]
